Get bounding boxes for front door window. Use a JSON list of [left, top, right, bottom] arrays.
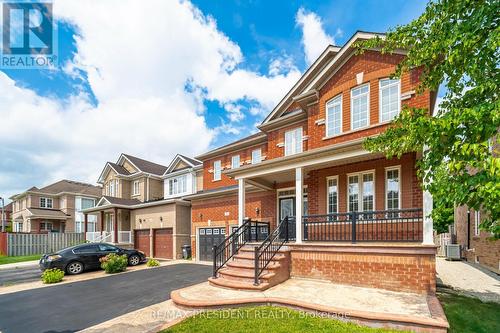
[[106, 214, 114, 231], [279, 198, 295, 221]]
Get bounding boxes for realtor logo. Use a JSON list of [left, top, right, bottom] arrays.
[[1, 0, 57, 69]]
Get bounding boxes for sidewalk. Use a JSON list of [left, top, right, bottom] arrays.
[[0, 260, 39, 271], [436, 257, 500, 303]]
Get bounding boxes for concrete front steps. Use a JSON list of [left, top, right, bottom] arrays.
[[208, 245, 290, 291]]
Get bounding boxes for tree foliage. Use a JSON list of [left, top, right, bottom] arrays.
[[358, 0, 499, 238]]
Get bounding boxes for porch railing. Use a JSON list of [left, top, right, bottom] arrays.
[[212, 219, 269, 278], [118, 231, 132, 243], [254, 216, 292, 285], [85, 232, 101, 242], [303, 208, 423, 243]]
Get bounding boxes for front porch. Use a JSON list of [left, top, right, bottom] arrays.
[[210, 148, 436, 295], [83, 206, 133, 246]]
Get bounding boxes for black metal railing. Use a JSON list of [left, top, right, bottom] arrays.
[[212, 219, 270, 278], [254, 216, 293, 285], [303, 208, 423, 243]]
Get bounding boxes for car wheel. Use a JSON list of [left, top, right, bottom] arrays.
[[66, 261, 84, 275], [128, 254, 140, 266]]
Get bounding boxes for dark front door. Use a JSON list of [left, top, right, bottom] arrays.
[[198, 227, 226, 262], [279, 197, 296, 241]]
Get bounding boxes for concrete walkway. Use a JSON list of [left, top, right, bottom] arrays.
[[171, 278, 449, 332], [436, 257, 500, 303]]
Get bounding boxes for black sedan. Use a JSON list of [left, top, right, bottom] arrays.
[[39, 243, 147, 275]]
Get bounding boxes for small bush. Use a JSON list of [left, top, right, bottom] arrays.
[[41, 268, 64, 284], [100, 253, 128, 274], [147, 258, 160, 267]]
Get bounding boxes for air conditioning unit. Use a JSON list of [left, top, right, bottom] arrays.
[[445, 244, 461, 260]]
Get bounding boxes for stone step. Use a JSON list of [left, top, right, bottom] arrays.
[[218, 267, 274, 283], [233, 252, 286, 261], [226, 259, 281, 270], [238, 246, 289, 255], [208, 277, 269, 291]]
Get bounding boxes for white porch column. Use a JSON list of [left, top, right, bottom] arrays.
[[295, 167, 303, 244], [423, 190, 434, 244], [238, 178, 246, 227]]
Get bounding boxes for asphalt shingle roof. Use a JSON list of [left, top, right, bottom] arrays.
[[122, 154, 168, 176]]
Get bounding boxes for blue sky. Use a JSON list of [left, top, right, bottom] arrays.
[[0, 0, 428, 200]]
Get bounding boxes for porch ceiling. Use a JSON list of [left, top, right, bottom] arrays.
[[244, 148, 383, 187]]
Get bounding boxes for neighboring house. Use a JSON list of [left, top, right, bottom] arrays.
[[453, 206, 500, 273], [1, 202, 13, 231], [82, 153, 200, 259], [9, 180, 102, 233], [184, 31, 438, 294]]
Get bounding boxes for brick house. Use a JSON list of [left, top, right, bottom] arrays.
[[185, 31, 439, 294], [1, 202, 12, 231], [82, 153, 200, 259], [9, 180, 102, 233]]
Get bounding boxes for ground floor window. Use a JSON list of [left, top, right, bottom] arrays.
[[348, 172, 374, 213], [40, 222, 53, 231], [14, 222, 23, 232], [386, 167, 400, 210], [327, 176, 338, 214], [474, 210, 481, 236]]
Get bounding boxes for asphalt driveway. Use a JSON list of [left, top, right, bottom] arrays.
[[0, 263, 211, 333]]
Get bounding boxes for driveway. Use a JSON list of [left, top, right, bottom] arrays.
[[0, 263, 211, 333]]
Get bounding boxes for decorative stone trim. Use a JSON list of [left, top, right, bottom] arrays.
[[315, 118, 325, 126]]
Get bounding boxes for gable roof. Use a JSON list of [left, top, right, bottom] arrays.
[[11, 180, 101, 199], [164, 154, 202, 175], [97, 196, 142, 207], [195, 132, 268, 161], [261, 31, 387, 125], [120, 154, 168, 176]]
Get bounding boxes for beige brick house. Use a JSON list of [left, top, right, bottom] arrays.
[[83, 153, 201, 259], [10, 180, 102, 233]]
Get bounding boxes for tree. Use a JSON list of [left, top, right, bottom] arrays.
[[357, 0, 499, 238]]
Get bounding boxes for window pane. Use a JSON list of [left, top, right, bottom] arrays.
[[328, 178, 338, 214], [231, 155, 240, 169], [351, 85, 369, 130], [327, 95, 342, 137], [362, 173, 374, 211], [252, 149, 261, 164], [348, 176, 359, 212], [380, 79, 400, 122], [284, 128, 302, 156], [386, 169, 399, 210], [81, 198, 94, 210], [213, 161, 221, 180]]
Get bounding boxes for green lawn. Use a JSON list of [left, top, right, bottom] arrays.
[[437, 288, 500, 333], [162, 306, 403, 333], [0, 254, 41, 265]]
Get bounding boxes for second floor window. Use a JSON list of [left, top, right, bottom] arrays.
[[284, 127, 303, 156], [213, 160, 222, 181], [168, 175, 187, 195], [251, 149, 262, 164], [40, 197, 53, 209], [351, 84, 369, 130], [132, 180, 140, 196], [81, 198, 95, 210], [231, 155, 240, 169], [380, 79, 400, 122], [326, 94, 342, 137]]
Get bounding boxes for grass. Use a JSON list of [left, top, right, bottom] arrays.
[[0, 254, 41, 265], [162, 306, 403, 333], [437, 288, 500, 333]]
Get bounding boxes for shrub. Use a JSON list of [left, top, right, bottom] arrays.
[[100, 253, 128, 274], [147, 258, 160, 267], [41, 268, 64, 284]]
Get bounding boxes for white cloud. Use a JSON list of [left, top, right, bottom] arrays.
[[295, 7, 334, 65], [0, 0, 302, 198]]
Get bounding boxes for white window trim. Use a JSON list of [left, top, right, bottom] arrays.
[[284, 127, 303, 156], [350, 83, 370, 131], [231, 155, 240, 169], [40, 197, 53, 209], [379, 78, 401, 123], [213, 160, 222, 181], [384, 166, 402, 210], [251, 149, 262, 164], [168, 174, 189, 195], [326, 176, 339, 214], [132, 180, 140, 196], [474, 210, 481, 236], [325, 94, 342, 138], [346, 170, 376, 212], [40, 222, 53, 231]]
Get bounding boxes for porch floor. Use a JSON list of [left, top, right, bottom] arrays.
[[172, 278, 449, 332]]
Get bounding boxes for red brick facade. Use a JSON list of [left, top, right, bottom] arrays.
[[191, 40, 435, 293]]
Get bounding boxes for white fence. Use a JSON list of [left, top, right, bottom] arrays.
[[7, 232, 85, 256]]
